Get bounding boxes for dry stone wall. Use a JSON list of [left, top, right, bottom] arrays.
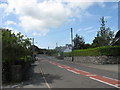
[[64, 56, 120, 64]]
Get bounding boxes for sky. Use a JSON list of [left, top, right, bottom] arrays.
[[0, 0, 119, 49]]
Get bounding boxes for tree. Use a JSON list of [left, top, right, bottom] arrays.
[[2, 29, 32, 63], [92, 36, 108, 47], [1, 28, 32, 81], [92, 16, 114, 47], [73, 34, 85, 49], [83, 43, 91, 49]]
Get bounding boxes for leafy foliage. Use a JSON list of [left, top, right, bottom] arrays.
[[92, 16, 114, 47], [1, 28, 32, 82], [64, 46, 120, 56], [73, 34, 85, 49], [2, 28, 32, 63]]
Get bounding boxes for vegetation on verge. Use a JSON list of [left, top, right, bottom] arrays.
[[64, 46, 120, 56], [1, 28, 33, 82]]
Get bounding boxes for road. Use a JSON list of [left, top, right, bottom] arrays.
[[21, 54, 119, 89]]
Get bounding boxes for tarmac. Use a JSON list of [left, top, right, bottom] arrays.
[[50, 56, 119, 72], [2, 56, 119, 88], [79, 63, 119, 72]]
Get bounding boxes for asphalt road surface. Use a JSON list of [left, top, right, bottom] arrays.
[[22, 54, 119, 89]]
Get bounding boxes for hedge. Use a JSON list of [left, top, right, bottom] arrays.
[[64, 46, 120, 56]]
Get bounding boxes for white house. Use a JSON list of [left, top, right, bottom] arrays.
[[56, 44, 72, 53], [63, 46, 72, 52]]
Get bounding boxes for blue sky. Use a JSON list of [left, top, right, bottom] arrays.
[[0, 0, 119, 49]]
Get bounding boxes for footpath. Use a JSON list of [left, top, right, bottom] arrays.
[[2, 60, 48, 88]]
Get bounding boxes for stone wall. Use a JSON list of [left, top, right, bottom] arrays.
[[64, 56, 120, 64], [11, 65, 22, 82]]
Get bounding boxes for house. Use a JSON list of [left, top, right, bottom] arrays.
[[111, 30, 120, 46], [63, 44, 72, 52], [55, 44, 72, 59], [55, 44, 72, 53]]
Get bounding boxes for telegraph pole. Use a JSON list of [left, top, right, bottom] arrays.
[[48, 46, 49, 55], [32, 38, 35, 61], [56, 42, 58, 47], [71, 28, 74, 62]]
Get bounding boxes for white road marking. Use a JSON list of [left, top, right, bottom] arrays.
[[67, 69, 80, 74], [39, 64, 51, 89], [103, 76, 119, 81], [58, 66, 63, 68], [75, 68, 90, 73], [115, 84, 120, 86], [86, 75, 96, 76], [50, 61, 120, 88], [89, 77, 120, 88]]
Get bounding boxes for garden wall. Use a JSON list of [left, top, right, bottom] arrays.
[[64, 56, 120, 64]]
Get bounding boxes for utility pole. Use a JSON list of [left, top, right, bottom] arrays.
[[56, 42, 58, 47], [32, 38, 35, 61], [56, 42, 58, 53], [71, 28, 74, 62], [48, 46, 49, 55]]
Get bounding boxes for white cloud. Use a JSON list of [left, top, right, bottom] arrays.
[[5, 27, 20, 35], [97, 2, 106, 8], [32, 32, 45, 36], [86, 29, 98, 34], [61, 0, 118, 2], [0, 2, 8, 18], [5, 20, 16, 25], [19, 16, 49, 36], [5, 0, 117, 36], [105, 16, 112, 19], [77, 28, 82, 32], [84, 27, 93, 31], [111, 3, 118, 9], [0, 3, 8, 10], [77, 26, 93, 32], [6, 0, 72, 36], [77, 26, 98, 34]]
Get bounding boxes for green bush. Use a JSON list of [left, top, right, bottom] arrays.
[[1, 28, 32, 82], [64, 46, 120, 56]]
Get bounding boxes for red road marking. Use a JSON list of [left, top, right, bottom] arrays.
[[50, 61, 120, 88], [90, 75, 120, 87]]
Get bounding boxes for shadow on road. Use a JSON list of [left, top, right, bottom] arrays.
[[22, 64, 62, 87]]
